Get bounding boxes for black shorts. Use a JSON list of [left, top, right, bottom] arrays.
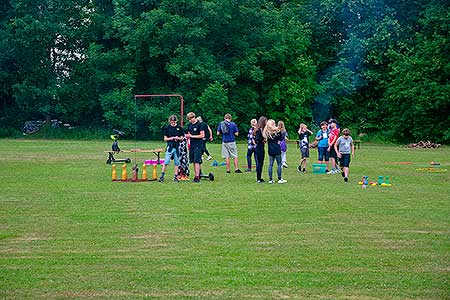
[[189, 144, 203, 164], [300, 147, 309, 158], [329, 146, 338, 159], [340, 154, 351, 168]]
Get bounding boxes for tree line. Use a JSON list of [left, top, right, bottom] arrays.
[[1, 0, 449, 142]]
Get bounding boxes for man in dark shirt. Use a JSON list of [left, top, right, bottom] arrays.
[[159, 115, 184, 182], [186, 112, 204, 183]]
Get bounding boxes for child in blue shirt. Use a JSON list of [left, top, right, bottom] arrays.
[[315, 121, 330, 172]]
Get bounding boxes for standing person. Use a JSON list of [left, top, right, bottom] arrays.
[[254, 116, 267, 183], [316, 121, 330, 172], [185, 112, 205, 183], [297, 123, 313, 173], [278, 121, 289, 168], [246, 119, 257, 172], [217, 113, 242, 173], [334, 128, 354, 182], [263, 119, 287, 184], [327, 119, 341, 174], [197, 116, 213, 161], [159, 115, 185, 182]]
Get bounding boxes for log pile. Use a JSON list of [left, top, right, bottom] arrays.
[[407, 141, 441, 149]]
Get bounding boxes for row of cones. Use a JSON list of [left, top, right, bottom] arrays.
[[111, 163, 157, 181]]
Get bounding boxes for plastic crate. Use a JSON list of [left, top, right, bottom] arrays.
[[312, 163, 327, 174]]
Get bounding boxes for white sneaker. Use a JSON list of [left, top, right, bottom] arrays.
[[326, 170, 336, 175], [207, 155, 212, 161], [268, 180, 274, 184], [278, 179, 287, 184]]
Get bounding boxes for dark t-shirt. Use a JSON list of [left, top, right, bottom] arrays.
[[187, 121, 204, 147], [267, 132, 283, 156], [200, 122, 210, 140], [298, 131, 311, 149], [254, 128, 265, 150], [163, 124, 184, 149]]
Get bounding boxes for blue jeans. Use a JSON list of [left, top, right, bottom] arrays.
[[268, 154, 282, 180]]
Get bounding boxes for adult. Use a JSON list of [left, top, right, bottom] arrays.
[[253, 116, 267, 183], [159, 115, 184, 182], [217, 113, 242, 173], [186, 112, 205, 183]]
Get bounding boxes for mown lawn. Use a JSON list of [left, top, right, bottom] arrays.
[[0, 139, 449, 300]]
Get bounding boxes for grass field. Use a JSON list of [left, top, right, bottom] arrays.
[[0, 139, 449, 300]]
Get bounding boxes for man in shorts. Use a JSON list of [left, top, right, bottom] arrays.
[[217, 113, 242, 173], [186, 112, 205, 183], [159, 115, 184, 182]]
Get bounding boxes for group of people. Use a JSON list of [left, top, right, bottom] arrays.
[[159, 112, 355, 183], [296, 119, 355, 182], [159, 112, 242, 183]]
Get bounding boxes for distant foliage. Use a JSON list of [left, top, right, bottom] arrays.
[[0, 0, 448, 142]]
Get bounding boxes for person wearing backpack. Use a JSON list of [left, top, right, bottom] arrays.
[[217, 113, 242, 173]]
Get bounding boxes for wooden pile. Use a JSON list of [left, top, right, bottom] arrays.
[[407, 141, 441, 149]]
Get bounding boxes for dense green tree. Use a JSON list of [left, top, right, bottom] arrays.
[[383, 3, 450, 143], [0, 0, 448, 142]]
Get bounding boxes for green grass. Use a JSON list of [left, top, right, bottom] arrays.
[[0, 139, 449, 300]]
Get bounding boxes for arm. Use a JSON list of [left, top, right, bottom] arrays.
[[334, 140, 341, 158], [315, 132, 322, 141], [307, 129, 313, 134], [351, 141, 355, 158], [208, 126, 213, 141]]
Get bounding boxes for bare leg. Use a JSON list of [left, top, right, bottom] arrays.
[[226, 158, 231, 172], [233, 157, 239, 170], [194, 163, 201, 178]]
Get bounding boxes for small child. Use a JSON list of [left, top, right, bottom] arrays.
[[334, 128, 354, 182], [278, 121, 288, 168], [246, 119, 257, 172], [316, 121, 330, 172], [297, 123, 313, 173]]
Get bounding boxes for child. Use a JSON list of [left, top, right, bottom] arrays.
[[186, 112, 205, 183], [254, 116, 267, 183], [197, 116, 213, 161], [334, 128, 354, 182], [159, 115, 184, 182], [327, 119, 341, 174], [246, 119, 257, 172], [297, 123, 313, 173], [278, 121, 288, 168], [263, 119, 287, 184], [315, 121, 330, 172]]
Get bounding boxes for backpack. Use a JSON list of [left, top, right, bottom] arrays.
[[220, 121, 229, 134]]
